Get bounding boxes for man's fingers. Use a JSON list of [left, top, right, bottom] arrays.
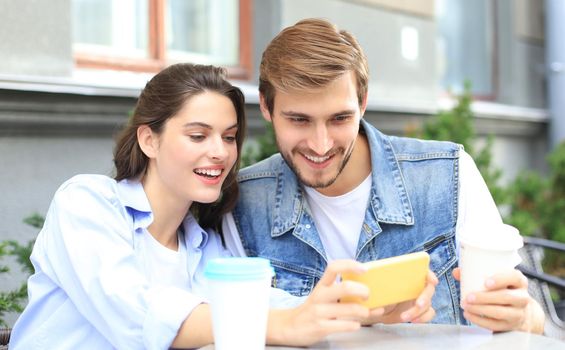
[[427, 270, 439, 285], [463, 289, 530, 308], [452, 267, 461, 280], [317, 280, 369, 303], [484, 270, 528, 291], [400, 296, 433, 322], [411, 306, 436, 323], [318, 260, 367, 287], [360, 307, 386, 326], [463, 309, 521, 332]]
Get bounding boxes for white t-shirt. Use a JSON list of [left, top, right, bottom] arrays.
[[304, 175, 371, 260], [222, 150, 502, 260], [139, 229, 191, 289]]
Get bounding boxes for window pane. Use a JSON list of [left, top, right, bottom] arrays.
[[72, 0, 148, 58], [437, 0, 493, 95], [166, 0, 239, 66]]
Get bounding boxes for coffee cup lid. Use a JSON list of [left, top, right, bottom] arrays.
[[459, 223, 523, 251], [204, 257, 274, 281]]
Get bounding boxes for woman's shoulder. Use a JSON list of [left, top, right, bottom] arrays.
[[59, 174, 116, 189], [53, 174, 120, 208]]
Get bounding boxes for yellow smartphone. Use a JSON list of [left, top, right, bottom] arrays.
[[340, 251, 430, 308]]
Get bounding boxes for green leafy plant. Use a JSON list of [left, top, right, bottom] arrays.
[[406, 81, 505, 204], [506, 142, 565, 277], [0, 213, 42, 326], [241, 121, 278, 167]]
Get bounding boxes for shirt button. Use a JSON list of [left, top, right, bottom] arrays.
[[305, 224, 311, 229]]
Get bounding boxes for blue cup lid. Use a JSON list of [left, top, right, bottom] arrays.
[[204, 257, 274, 281]]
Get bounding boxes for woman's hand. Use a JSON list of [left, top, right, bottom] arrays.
[[267, 260, 371, 346], [453, 267, 545, 333], [361, 270, 438, 325]]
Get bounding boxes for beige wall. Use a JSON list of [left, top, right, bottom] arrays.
[[514, 0, 545, 42], [345, 0, 435, 18]]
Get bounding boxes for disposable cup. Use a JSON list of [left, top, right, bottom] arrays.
[[459, 223, 523, 303], [204, 257, 274, 350]]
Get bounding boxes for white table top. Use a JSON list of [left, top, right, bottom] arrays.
[[199, 323, 564, 349]]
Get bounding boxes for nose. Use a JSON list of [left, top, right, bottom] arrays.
[[209, 136, 229, 160], [306, 124, 333, 155]]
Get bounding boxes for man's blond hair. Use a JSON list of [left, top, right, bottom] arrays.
[[259, 18, 369, 114]]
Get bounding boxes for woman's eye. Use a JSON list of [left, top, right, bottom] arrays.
[[223, 136, 236, 143], [189, 135, 205, 142]]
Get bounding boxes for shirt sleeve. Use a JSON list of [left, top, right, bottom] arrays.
[[221, 212, 248, 257], [455, 150, 503, 254], [36, 178, 201, 350], [221, 213, 305, 308]]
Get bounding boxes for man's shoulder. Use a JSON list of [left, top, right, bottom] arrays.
[[237, 153, 284, 183], [385, 135, 462, 160], [362, 119, 461, 160]]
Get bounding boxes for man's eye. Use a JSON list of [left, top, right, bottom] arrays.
[[334, 115, 350, 122], [291, 117, 308, 123]]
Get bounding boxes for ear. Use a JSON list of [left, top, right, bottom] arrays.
[[137, 125, 158, 158], [259, 93, 273, 122], [360, 91, 368, 117]]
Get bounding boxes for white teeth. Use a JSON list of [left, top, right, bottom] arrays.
[[304, 154, 330, 163], [195, 169, 222, 177]]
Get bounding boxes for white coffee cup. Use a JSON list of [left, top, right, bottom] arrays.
[[459, 223, 523, 303], [204, 257, 274, 350]]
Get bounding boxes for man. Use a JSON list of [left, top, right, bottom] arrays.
[[223, 18, 544, 333]]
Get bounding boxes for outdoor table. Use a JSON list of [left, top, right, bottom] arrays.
[[199, 323, 564, 349]]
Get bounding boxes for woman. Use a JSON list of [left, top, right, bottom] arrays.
[[9, 63, 374, 349]]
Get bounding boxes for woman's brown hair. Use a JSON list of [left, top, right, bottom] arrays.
[[113, 63, 246, 231]]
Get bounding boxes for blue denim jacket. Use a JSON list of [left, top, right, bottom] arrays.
[[232, 119, 467, 325]]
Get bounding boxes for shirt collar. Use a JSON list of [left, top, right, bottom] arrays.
[[116, 178, 211, 249], [116, 178, 154, 230], [181, 214, 210, 250]]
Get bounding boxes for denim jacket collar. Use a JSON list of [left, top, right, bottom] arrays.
[[363, 119, 414, 225], [271, 158, 305, 237], [270, 119, 414, 238]]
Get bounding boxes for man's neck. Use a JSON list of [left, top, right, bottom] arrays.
[[316, 133, 371, 196]]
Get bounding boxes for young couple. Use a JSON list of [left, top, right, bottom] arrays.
[[10, 18, 544, 349]]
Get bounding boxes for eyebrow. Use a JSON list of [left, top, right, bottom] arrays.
[[183, 122, 238, 131], [281, 109, 357, 118]]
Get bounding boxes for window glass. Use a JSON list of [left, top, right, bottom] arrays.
[[166, 0, 239, 66], [72, 0, 148, 58], [436, 0, 493, 95]]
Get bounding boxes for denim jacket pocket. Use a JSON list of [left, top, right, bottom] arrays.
[[270, 259, 319, 297], [422, 232, 457, 277]]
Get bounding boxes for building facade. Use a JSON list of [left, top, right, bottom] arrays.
[[0, 0, 557, 326]]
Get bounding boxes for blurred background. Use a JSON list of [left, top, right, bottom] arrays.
[[0, 0, 564, 330]]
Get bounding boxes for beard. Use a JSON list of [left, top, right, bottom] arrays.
[[276, 137, 356, 189]]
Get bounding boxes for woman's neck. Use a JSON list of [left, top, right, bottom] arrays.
[[141, 174, 191, 251]]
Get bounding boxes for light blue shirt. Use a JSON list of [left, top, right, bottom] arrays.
[[9, 174, 231, 350]]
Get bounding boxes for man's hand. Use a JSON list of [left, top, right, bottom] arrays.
[[267, 260, 370, 346], [453, 267, 545, 333], [361, 270, 438, 325]]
